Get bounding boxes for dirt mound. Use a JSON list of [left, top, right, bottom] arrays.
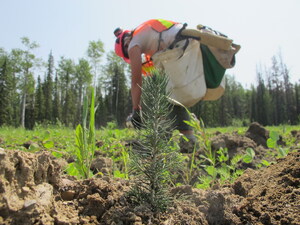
[[209, 124, 275, 169], [0, 123, 299, 224], [0, 149, 60, 224], [230, 150, 300, 224], [210, 131, 257, 156], [1, 148, 299, 224], [245, 122, 269, 148]]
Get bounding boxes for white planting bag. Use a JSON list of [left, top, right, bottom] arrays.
[[152, 39, 207, 107], [202, 78, 225, 101]]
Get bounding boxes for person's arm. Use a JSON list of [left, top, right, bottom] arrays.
[[128, 45, 142, 110]]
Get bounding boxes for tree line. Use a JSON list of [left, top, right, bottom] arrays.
[[192, 53, 300, 127], [0, 37, 299, 129]]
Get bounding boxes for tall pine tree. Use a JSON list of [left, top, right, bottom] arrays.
[[0, 55, 13, 126], [44, 51, 54, 123], [35, 75, 45, 123], [103, 52, 129, 126], [53, 72, 62, 123]]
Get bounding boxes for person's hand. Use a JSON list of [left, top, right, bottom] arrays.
[[131, 109, 142, 129], [126, 109, 142, 129]]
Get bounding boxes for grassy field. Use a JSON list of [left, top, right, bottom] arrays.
[[0, 124, 134, 151], [0, 123, 299, 186], [0, 124, 299, 152]]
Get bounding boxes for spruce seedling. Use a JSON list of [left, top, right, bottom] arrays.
[[129, 70, 182, 212]]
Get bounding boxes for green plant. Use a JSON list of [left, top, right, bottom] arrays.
[[185, 141, 198, 185], [257, 159, 272, 168], [111, 142, 129, 179], [41, 131, 55, 150], [181, 110, 247, 189], [96, 125, 136, 179], [243, 147, 255, 163], [195, 147, 244, 189], [66, 87, 96, 179], [128, 70, 183, 212], [267, 130, 289, 158]]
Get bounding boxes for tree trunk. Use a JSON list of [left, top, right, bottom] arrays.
[[21, 93, 26, 128]]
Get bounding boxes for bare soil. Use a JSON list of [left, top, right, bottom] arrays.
[[0, 123, 299, 225]]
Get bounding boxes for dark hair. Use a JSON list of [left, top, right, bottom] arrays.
[[122, 33, 130, 59], [114, 27, 122, 37]]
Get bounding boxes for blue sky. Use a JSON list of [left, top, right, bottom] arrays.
[[1, 0, 299, 87]]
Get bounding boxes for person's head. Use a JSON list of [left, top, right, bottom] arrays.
[[114, 28, 131, 63]]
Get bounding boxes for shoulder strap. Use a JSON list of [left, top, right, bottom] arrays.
[[168, 23, 198, 50]]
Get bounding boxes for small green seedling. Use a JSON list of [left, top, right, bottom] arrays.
[[267, 131, 289, 158], [243, 148, 255, 163], [66, 87, 96, 179]]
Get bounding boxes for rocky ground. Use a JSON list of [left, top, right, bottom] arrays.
[[0, 123, 299, 225]]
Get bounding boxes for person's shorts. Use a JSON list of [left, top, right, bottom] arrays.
[[169, 105, 192, 131]]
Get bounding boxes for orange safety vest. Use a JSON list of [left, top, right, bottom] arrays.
[[133, 19, 178, 75]]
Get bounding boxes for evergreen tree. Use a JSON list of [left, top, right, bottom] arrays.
[[218, 76, 231, 126], [57, 57, 76, 126], [18, 37, 41, 128], [111, 62, 128, 126], [44, 51, 54, 123], [74, 58, 93, 125], [53, 72, 62, 123], [250, 85, 257, 123], [34, 75, 45, 123], [25, 91, 36, 129], [295, 83, 300, 123], [230, 78, 245, 119], [0, 55, 13, 126], [244, 88, 252, 125], [269, 55, 286, 125], [256, 69, 271, 125], [129, 71, 182, 212], [8, 49, 22, 127], [280, 55, 297, 124], [95, 82, 108, 128], [196, 101, 219, 127], [102, 51, 129, 126]]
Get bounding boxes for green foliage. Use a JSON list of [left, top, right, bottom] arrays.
[[267, 130, 279, 148], [243, 148, 255, 163], [267, 130, 289, 158], [0, 55, 14, 126], [40, 130, 55, 149], [103, 51, 129, 126], [96, 124, 136, 179], [128, 70, 183, 212], [261, 160, 271, 167], [1, 38, 300, 128], [181, 109, 250, 189], [106, 141, 129, 180], [66, 87, 96, 179], [0, 122, 298, 193], [87, 40, 104, 62], [57, 57, 76, 126], [197, 147, 245, 189], [35, 76, 45, 123], [43, 52, 54, 122]]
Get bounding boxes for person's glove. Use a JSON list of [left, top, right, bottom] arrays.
[[126, 109, 142, 129]]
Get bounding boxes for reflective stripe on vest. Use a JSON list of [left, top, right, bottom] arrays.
[[133, 19, 177, 35], [141, 54, 155, 76]]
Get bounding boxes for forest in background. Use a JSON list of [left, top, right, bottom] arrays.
[[0, 37, 299, 129]]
